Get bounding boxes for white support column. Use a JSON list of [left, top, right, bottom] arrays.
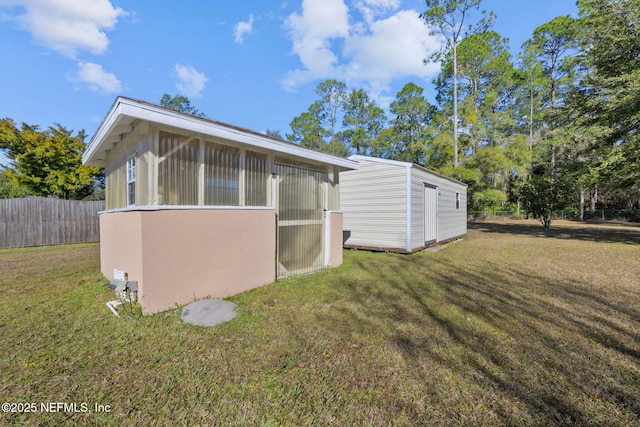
[[267, 153, 275, 207], [324, 166, 330, 211], [239, 148, 246, 206], [152, 126, 159, 206], [198, 139, 205, 205]]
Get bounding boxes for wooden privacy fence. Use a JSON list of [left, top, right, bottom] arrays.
[[0, 197, 105, 249]]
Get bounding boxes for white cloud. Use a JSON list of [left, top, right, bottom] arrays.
[[282, 0, 442, 97], [234, 14, 254, 44], [74, 61, 121, 94], [344, 10, 441, 82], [283, 0, 350, 88], [174, 64, 208, 98], [355, 0, 399, 24], [1, 0, 127, 58]]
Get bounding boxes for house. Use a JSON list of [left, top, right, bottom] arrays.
[[83, 97, 358, 314], [340, 155, 467, 253]]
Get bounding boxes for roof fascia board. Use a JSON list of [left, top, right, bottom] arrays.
[[85, 97, 358, 170], [348, 154, 410, 169], [83, 99, 124, 165]]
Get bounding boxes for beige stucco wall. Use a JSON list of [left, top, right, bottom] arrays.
[[99, 208, 276, 314], [100, 211, 145, 285], [327, 211, 343, 268]]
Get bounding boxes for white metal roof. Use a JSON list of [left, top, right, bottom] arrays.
[[347, 155, 467, 187], [83, 96, 359, 171]]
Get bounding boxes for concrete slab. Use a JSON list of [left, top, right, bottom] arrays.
[[181, 299, 237, 327], [424, 244, 447, 252], [423, 238, 463, 252]]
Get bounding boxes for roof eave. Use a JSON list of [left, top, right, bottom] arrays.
[[348, 154, 467, 187], [83, 97, 359, 171]]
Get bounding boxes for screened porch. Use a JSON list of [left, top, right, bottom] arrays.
[[102, 123, 342, 278], [83, 97, 357, 313]]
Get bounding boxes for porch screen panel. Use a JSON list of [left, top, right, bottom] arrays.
[[158, 132, 199, 205], [245, 150, 269, 206], [204, 142, 240, 206], [105, 136, 152, 209], [275, 163, 325, 277], [135, 137, 151, 206], [105, 155, 126, 210]]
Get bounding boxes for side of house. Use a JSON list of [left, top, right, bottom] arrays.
[[84, 97, 357, 314]]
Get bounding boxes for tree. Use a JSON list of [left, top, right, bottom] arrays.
[[314, 80, 347, 147], [389, 83, 435, 164], [520, 162, 575, 228], [522, 15, 577, 168], [265, 129, 283, 139], [160, 94, 205, 117], [512, 15, 579, 221], [515, 48, 545, 153], [424, 111, 455, 169], [287, 102, 327, 151], [287, 80, 351, 156], [423, 0, 494, 167], [433, 30, 525, 212], [341, 89, 387, 155], [372, 127, 405, 160], [570, 0, 640, 190], [0, 119, 102, 199], [0, 172, 32, 198], [436, 31, 515, 151]]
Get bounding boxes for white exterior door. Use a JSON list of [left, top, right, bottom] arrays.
[[424, 185, 437, 243], [275, 163, 325, 277]]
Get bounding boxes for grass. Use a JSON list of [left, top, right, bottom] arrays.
[[1, 220, 639, 426]]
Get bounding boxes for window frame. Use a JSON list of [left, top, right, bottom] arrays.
[[127, 155, 137, 206]]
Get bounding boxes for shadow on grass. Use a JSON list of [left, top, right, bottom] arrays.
[[469, 220, 640, 245], [317, 247, 640, 425]]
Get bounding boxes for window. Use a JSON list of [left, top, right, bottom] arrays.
[[204, 142, 240, 206], [158, 132, 199, 205], [455, 192, 460, 210], [127, 156, 136, 206], [156, 131, 271, 207], [245, 150, 269, 206]]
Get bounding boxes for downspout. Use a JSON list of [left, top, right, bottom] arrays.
[[323, 168, 330, 268], [406, 164, 412, 253], [436, 187, 439, 243]]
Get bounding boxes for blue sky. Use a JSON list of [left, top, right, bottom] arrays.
[[0, 0, 577, 149]]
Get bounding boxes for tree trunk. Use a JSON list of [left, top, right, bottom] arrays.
[[529, 91, 534, 152], [579, 185, 585, 221], [589, 185, 598, 218], [453, 41, 459, 168]]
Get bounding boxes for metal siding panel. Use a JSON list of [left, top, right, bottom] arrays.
[[410, 172, 424, 249], [340, 159, 408, 250], [429, 174, 467, 242], [409, 166, 468, 245]]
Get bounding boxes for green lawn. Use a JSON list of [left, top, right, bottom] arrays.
[[1, 220, 639, 426]]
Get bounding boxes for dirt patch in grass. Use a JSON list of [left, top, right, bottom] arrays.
[[1, 223, 639, 426]]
